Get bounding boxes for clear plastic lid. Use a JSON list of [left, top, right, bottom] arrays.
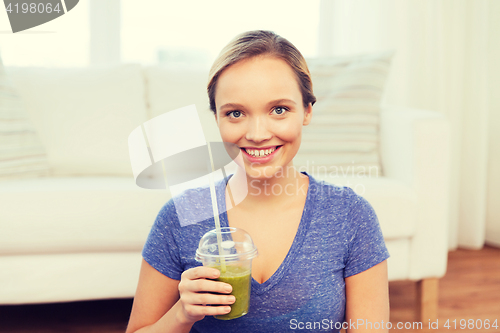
[[195, 227, 258, 263]]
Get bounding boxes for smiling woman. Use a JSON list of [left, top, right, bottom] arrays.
[[208, 30, 316, 184], [213, 55, 312, 182], [126, 30, 390, 333]]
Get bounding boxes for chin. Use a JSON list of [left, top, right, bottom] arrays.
[[243, 164, 287, 180]]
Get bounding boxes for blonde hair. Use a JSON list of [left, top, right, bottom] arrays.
[[207, 30, 316, 114]]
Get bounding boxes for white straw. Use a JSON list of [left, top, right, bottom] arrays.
[[207, 142, 226, 272]]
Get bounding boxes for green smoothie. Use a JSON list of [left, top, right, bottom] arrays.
[[212, 264, 252, 320]]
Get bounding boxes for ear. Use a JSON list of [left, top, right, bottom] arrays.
[[302, 103, 313, 126]]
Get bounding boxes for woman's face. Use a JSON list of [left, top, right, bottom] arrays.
[[214, 55, 312, 180]]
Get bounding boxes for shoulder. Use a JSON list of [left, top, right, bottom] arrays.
[[156, 177, 227, 228], [307, 174, 361, 211], [307, 174, 378, 233], [145, 179, 222, 253]]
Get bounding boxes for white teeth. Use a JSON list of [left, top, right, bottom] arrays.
[[245, 147, 277, 157]]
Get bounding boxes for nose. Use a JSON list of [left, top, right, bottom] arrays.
[[245, 115, 272, 143]]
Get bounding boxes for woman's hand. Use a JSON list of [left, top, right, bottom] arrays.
[[126, 260, 235, 333], [177, 266, 235, 324]]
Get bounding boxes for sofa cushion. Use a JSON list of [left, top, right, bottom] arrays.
[[296, 51, 394, 177], [0, 177, 170, 254], [311, 173, 417, 240], [6, 65, 149, 177], [0, 252, 142, 304], [0, 56, 50, 179], [385, 238, 411, 280]]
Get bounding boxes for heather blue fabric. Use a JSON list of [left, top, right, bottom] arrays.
[[142, 172, 390, 332]]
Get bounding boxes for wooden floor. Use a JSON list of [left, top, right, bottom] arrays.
[[389, 245, 500, 332], [0, 246, 499, 332]]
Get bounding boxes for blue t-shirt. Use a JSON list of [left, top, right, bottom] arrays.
[[142, 172, 389, 332]]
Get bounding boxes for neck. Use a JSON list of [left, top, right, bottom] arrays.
[[225, 165, 309, 210]]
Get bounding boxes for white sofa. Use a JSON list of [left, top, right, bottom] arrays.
[[0, 64, 450, 319]]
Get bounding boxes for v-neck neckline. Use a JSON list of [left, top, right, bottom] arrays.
[[217, 171, 314, 295]]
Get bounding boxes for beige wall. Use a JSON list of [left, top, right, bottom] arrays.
[[485, 0, 500, 246]]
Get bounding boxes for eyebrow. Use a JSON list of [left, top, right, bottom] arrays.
[[219, 98, 297, 111]]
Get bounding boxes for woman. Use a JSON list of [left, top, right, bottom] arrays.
[[126, 30, 389, 333]]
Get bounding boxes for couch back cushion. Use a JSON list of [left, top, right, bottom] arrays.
[[6, 64, 148, 177], [144, 66, 220, 142], [0, 57, 50, 179], [143, 66, 221, 180], [295, 51, 394, 178]]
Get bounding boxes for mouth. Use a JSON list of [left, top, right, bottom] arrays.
[[239, 145, 283, 166], [241, 145, 282, 158]]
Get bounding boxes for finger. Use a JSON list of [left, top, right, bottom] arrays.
[[204, 305, 233, 316], [183, 293, 236, 307], [184, 304, 232, 318], [187, 278, 232, 294], [182, 266, 221, 280]]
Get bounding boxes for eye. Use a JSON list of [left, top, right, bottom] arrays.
[[271, 106, 289, 115], [226, 110, 242, 118]]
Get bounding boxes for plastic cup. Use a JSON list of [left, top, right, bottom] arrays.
[[195, 227, 258, 320]]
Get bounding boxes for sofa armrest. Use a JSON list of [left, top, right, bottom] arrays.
[[380, 106, 451, 280]]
